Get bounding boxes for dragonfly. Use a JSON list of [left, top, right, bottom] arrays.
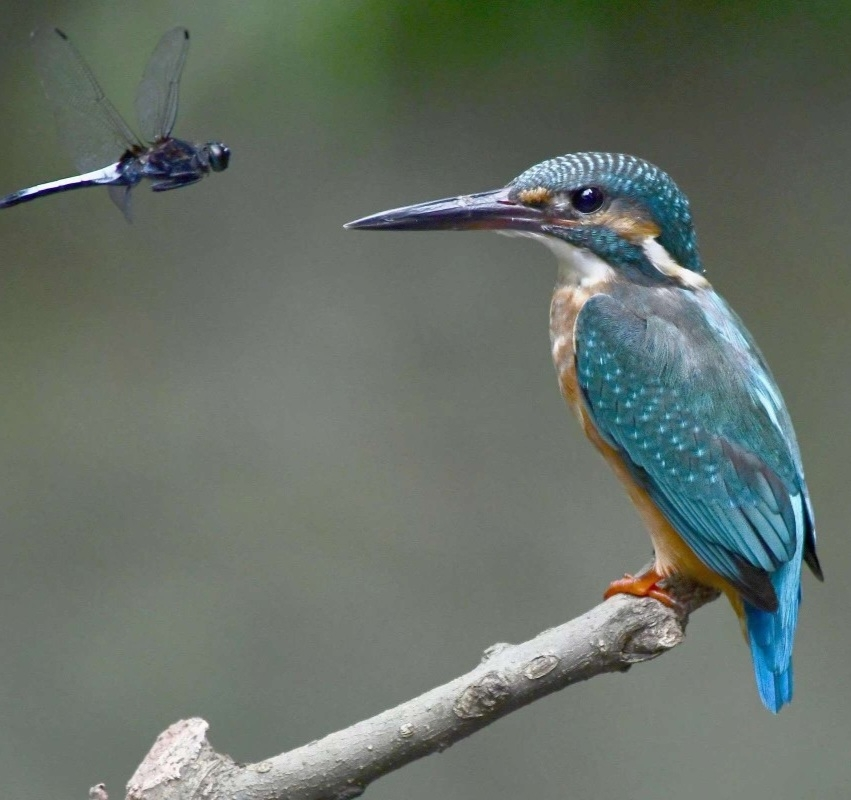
[[0, 26, 230, 220]]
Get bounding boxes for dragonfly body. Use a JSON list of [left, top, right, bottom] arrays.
[[0, 26, 229, 220], [0, 137, 229, 210]]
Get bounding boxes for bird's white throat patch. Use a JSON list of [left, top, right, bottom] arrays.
[[499, 231, 615, 287]]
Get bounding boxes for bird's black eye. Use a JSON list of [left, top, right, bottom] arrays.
[[570, 186, 605, 214]]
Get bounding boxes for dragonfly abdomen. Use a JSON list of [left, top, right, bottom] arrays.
[[0, 163, 126, 208]]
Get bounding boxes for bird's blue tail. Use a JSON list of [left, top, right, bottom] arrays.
[[744, 533, 804, 713]]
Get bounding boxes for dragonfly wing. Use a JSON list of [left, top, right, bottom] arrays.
[[134, 27, 190, 142], [31, 26, 141, 172], [107, 183, 133, 223]]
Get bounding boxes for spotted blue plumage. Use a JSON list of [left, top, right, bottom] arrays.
[[575, 285, 821, 712]]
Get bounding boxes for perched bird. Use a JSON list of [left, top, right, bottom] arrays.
[[346, 152, 822, 712]]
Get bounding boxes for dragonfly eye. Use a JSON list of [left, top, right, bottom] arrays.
[[206, 142, 231, 172]]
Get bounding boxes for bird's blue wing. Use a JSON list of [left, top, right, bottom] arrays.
[[574, 290, 813, 611]]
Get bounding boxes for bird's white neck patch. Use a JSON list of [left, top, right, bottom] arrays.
[[641, 237, 708, 289], [499, 231, 615, 287]]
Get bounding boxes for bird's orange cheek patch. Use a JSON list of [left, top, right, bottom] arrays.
[[598, 211, 661, 242]]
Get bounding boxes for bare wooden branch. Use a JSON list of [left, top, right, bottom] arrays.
[[119, 577, 718, 800]]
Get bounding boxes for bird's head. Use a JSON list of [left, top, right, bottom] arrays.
[[346, 152, 705, 288]]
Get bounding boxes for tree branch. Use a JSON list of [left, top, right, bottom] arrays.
[[117, 576, 717, 800]]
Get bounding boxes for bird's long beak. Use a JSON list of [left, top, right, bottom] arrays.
[[344, 187, 544, 232]]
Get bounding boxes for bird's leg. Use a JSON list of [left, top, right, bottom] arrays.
[[604, 564, 681, 609]]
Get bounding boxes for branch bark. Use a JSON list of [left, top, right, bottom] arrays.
[[117, 576, 718, 800]]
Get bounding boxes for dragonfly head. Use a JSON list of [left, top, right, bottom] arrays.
[[204, 142, 231, 172]]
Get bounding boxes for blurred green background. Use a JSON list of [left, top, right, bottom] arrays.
[[0, 2, 848, 798]]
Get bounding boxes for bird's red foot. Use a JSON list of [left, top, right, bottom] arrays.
[[603, 568, 680, 609]]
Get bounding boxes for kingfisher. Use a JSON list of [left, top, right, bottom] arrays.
[[345, 152, 823, 712]]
